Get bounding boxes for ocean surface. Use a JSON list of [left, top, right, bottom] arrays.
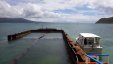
[[0, 23, 113, 64]]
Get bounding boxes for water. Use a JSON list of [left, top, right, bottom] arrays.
[[18, 33, 70, 64], [0, 23, 113, 63]]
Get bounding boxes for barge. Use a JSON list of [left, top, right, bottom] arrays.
[[7, 28, 109, 64]]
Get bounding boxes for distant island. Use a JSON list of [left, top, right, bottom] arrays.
[[0, 18, 35, 23], [96, 17, 113, 24]]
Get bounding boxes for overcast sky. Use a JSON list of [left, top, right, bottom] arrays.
[[0, 0, 113, 23]]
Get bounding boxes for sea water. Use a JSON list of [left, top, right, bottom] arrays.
[[0, 23, 113, 64]]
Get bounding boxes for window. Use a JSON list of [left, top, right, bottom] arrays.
[[84, 38, 87, 45], [95, 37, 100, 45], [87, 38, 94, 45]]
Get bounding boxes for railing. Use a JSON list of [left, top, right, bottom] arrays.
[[86, 54, 109, 64]]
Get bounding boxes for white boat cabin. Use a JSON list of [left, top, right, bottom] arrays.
[[76, 33, 102, 54]]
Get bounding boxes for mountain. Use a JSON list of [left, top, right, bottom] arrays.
[[96, 17, 113, 24], [0, 18, 35, 23]]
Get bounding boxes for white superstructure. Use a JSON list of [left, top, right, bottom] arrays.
[[76, 33, 102, 54]]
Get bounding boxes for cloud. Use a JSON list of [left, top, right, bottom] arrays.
[[0, 0, 55, 18], [0, 0, 20, 17], [40, 0, 88, 11], [27, 13, 100, 23], [0, 0, 113, 23], [87, 0, 113, 14]]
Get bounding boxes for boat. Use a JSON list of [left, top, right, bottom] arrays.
[[76, 33, 102, 54]]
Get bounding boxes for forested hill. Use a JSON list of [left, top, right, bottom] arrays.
[[0, 18, 35, 23], [96, 17, 113, 24]]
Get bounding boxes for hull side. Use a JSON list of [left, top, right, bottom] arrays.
[[83, 48, 102, 54]]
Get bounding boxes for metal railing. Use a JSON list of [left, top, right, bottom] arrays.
[[86, 54, 109, 64]]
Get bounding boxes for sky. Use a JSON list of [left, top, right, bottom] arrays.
[[0, 0, 113, 23]]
